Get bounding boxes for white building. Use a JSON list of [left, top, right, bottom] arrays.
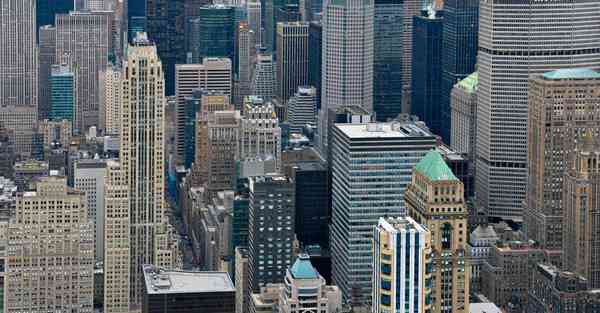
[[287, 86, 317, 133], [475, 0, 600, 221], [450, 72, 477, 163], [240, 103, 282, 171], [237, 23, 256, 105], [251, 52, 276, 102], [468, 224, 499, 292], [99, 64, 122, 135], [246, 0, 262, 46]]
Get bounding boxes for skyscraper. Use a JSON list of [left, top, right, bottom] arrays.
[[50, 64, 76, 125], [1, 0, 37, 108], [373, 0, 402, 121], [5, 176, 94, 313], [38, 25, 56, 120], [75, 159, 107, 262], [246, 0, 262, 45], [36, 0, 72, 28], [120, 33, 173, 306], [330, 121, 436, 305], [205, 110, 241, 195], [320, 0, 373, 156], [450, 72, 478, 163], [411, 13, 444, 138], [237, 22, 256, 105], [276, 22, 309, 103], [251, 51, 276, 101], [440, 0, 478, 142], [99, 64, 122, 135], [183, 89, 203, 168], [476, 0, 600, 221], [193, 5, 236, 63], [406, 150, 469, 313], [56, 11, 111, 132], [239, 103, 282, 170], [287, 86, 317, 133], [399, 0, 422, 113], [373, 216, 432, 313], [308, 21, 322, 108], [525, 69, 600, 257]]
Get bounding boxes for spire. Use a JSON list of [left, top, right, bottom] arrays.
[[414, 150, 459, 181]]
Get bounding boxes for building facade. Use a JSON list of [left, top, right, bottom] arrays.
[[450, 72, 477, 163], [99, 64, 122, 135], [308, 22, 322, 109], [288, 86, 317, 133], [251, 51, 277, 102], [193, 5, 236, 64], [50, 64, 76, 126], [38, 25, 56, 120], [276, 22, 309, 103], [239, 103, 282, 170]]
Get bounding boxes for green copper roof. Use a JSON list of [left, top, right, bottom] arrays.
[[456, 72, 478, 93], [543, 68, 600, 80], [290, 254, 319, 279], [414, 150, 458, 181]]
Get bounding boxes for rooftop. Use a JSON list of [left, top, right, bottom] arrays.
[[379, 216, 428, 234], [469, 303, 502, 313], [290, 254, 320, 279], [542, 68, 600, 80], [335, 122, 433, 139], [456, 72, 478, 93], [414, 150, 458, 181], [143, 265, 234, 295]]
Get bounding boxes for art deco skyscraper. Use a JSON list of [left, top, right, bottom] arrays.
[[239, 103, 282, 170], [251, 51, 276, 102], [276, 22, 309, 104], [120, 33, 173, 307], [1, 0, 37, 107], [406, 151, 469, 313], [476, 1, 600, 221], [319, 0, 373, 155]]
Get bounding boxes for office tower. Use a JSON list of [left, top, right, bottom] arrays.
[[405, 150, 469, 313], [563, 134, 600, 288], [38, 119, 71, 150], [75, 159, 107, 262], [192, 5, 236, 64], [236, 247, 251, 313], [120, 33, 172, 306], [142, 265, 236, 313], [50, 64, 76, 125], [237, 23, 256, 105], [1, 0, 37, 107], [288, 86, 317, 133], [265, 0, 285, 52], [205, 111, 241, 195], [251, 51, 276, 101], [411, 14, 444, 138], [0, 105, 37, 156], [373, 0, 402, 121], [103, 163, 130, 313], [524, 69, 600, 257], [399, 0, 421, 113], [240, 103, 282, 168], [330, 121, 436, 304], [467, 224, 499, 292], [288, 161, 329, 247], [38, 25, 56, 120], [99, 64, 122, 135], [145, 0, 185, 95], [175, 58, 233, 164], [319, 0, 373, 157], [440, 0, 478, 142], [36, 0, 72, 28], [197, 191, 235, 271], [276, 22, 309, 103], [247, 0, 262, 45], [476, 0, 600, 221], [527, 264, 589, 313], [183, 89, 202, 168], [276, 4, 300, 25], [450, 72, 477, 163], [56, 11, 111, 132], [5, 176, 94, 313], [278, 254, 342, 313], [373, 217, 431, 313], [248, 175, 296, 292], [437, 144, 474, 200], [308, 22, 321, 108]]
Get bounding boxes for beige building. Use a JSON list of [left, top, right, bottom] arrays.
[[525, 69, 600, 258], [99, 64, 122, 135], [236, 247, 250, 313], [103, 161, 130, 313], [406, 150, 469, 313], [5, 176, 94, 313], [450, 72, 477, 163], [206, 110, 241, 196], [0, 105, 37, 156], [38, 119, 72, 150], [240, 103, 282, 171], [251, 283, 284, 313], [563, 133, 600, 288]]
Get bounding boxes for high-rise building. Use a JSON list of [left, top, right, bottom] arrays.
[[411, 13, 444, 139], [146, 0, 186, 95], [5, 176, 94, 313], [120, 33, 174, 306], [288, 86, 317, 133], [373, 216, 432, 313], [399, 0, 422, 113], [36, 0, 72, 28], [175, 58, 232, 164], [527, 263, 589, 313], [38, 25, 56, 120], [440, 0, 478, 142], [0, 105, 37, 156], [276, 22, 309, 103], [330, 121, 436, 304], [450, 72, 477, 163], [235, 247, 251, 313], [56, 11, 111, 132], [319, 0, 373, 157], [237, 22, 257, 106], [183, 89, 203, 168], [239, 103, 282, 170], [50, 64, 76, 126], [103, 161, 130, 313], [247, 0, 262, 45], [373, 0, 402, 121], [265, 0, 287, 52], [251, 51, 276, 101], [192, 5, 236, 64], [99, 64, 122, 135], [248, 175, 296, 292], [405, 150, 469, 313], [75, 159, 107, 262], [525, 69, 600, 255], [308, 21, 322, 109], [563, 133, 600, 288], [1, 0, 38, 108], [206, 110, 242, 195], [476, 0, 600, 221]]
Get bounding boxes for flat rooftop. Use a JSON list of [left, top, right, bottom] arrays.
[[335, 122, 433, 139], [143, 265, 235, 295]]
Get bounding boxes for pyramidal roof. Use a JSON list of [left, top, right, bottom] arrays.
[[290, 254, 320, 279], [414, 150, 458, 181]]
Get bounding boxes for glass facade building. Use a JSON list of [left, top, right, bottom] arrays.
[[50, 64, 75, 125], [308, 21, 322, 109], [183, 89, 202, 168], [192, 5, 236, 64], [36, 0, 72, 29]]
